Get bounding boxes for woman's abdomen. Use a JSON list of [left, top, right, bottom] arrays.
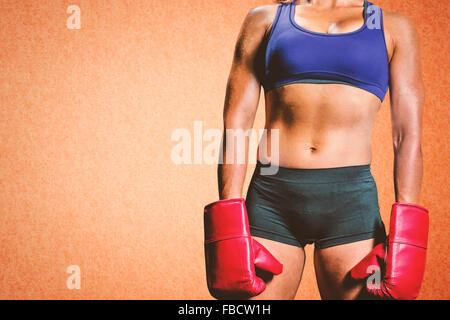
[[259, 84, 380, 169]]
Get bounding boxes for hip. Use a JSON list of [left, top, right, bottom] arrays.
[[247, 161, 380, 215]]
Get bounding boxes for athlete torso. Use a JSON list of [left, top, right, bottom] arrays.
[[255, 0, 395, 168]]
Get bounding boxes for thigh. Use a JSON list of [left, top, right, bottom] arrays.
[[314, 238, 376, 300], [249, 237, 305, 300]]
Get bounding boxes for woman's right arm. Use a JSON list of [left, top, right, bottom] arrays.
[[218, 6, 274, 200]]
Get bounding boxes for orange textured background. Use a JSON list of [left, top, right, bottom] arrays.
[[0, 0, 448, 299]]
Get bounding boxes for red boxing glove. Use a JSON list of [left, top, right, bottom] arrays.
[[204, 198, 283, 299], [351, 202, 429, 300]]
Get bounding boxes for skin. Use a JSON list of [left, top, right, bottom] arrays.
[[218, 0, 425, 300]]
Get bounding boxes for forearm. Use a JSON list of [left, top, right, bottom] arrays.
[[218, 163, 247, 200], [218, 127, 252, 200], [393, 136, 423, 204]]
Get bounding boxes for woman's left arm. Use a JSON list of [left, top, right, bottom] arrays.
[[387, 13, 425, 204]]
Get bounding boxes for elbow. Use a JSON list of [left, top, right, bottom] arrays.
[[392, 133, 423, 156], [223, 108, 255, 131]]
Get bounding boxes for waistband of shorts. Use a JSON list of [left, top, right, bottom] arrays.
[[254, 161, 373, 183]]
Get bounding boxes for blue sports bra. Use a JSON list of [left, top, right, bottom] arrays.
[[263, 0, 389, 101]]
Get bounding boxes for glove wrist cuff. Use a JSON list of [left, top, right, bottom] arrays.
[[205, 198, 245, 210], [393, 202, 429, 214]]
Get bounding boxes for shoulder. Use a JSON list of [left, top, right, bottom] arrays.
[[241, 5, 280, 35], [382, 10, 420, 45], [232, 5, 280, 60], [383, 10, 417, 31], [247, 5, 279, 22]]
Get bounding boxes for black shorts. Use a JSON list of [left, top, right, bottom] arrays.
[[246, 162, 386, 249]]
